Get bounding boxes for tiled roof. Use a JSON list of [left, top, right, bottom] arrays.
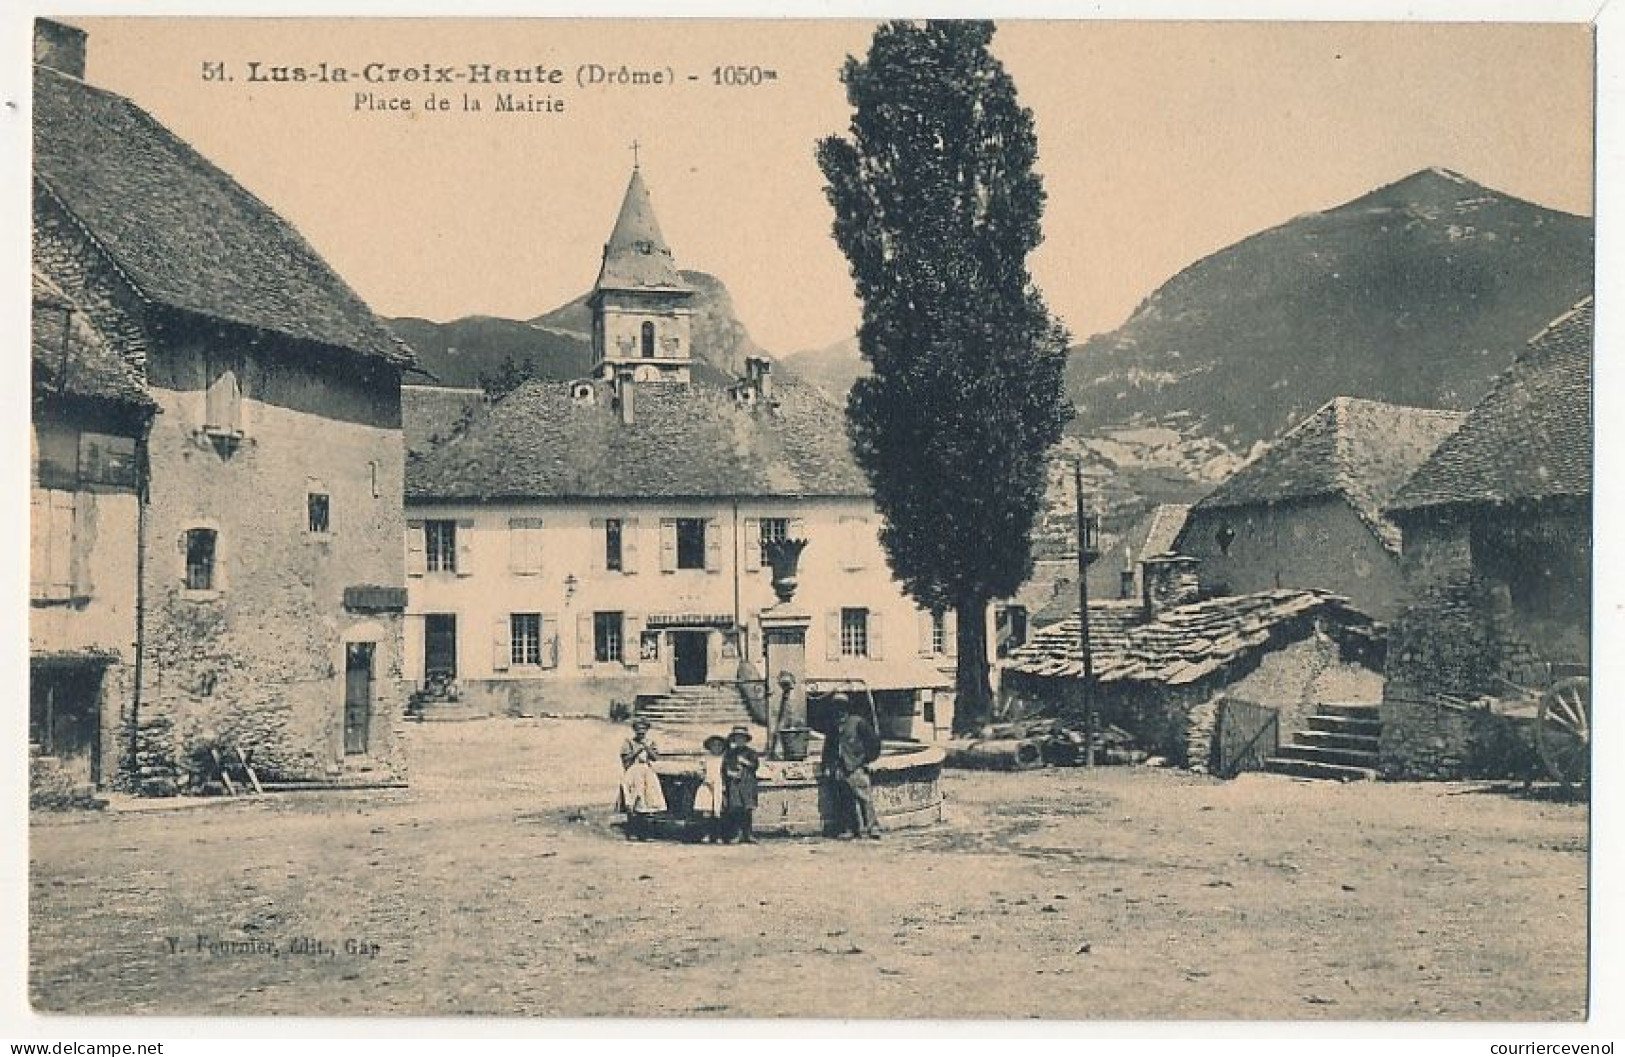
[[594, 168, 690, 294], [1004, 589, 1372, 687], [31, 270, 153, 409], [402, 385, 486, 458], [407, 375, 871, 501], [33, 65, 412, 367], [1390, 298, 1593, 513], [1191, 397, 1465, 551]]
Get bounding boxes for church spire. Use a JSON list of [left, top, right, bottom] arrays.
[[594, 166, 689, 294]]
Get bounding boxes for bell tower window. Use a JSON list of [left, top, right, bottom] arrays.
[[641, 321, 656, 359]]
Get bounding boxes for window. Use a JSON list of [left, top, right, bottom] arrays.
[[758, 517, 788, 565], [78, 432, 138, 488], [676, 518, 706, 570], [594, 611, 625, 663], [509, 518, 543, 575], [185, 528, 217, 591], [511, 613, 542, 667], [605, 518, 623, 571], [204, 355, 243, 435], [841, 607, 870, 658], [425, 520, 457, 573], [931, 610, 948, 655], [308, 493, 330, 534], [641, 321, 656, 359]]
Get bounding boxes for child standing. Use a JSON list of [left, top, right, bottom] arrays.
[[722, 725, 761, 844], [691, 734, 727, 843]]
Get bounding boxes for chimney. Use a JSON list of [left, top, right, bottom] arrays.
[[35, 19, 87, 80], [751, 357, 773, 400], [615, 369, 636, 425], [1139, 553, 1201, 622]]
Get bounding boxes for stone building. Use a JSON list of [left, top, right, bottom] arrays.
[[30, 271, 155, 798], [1000, 556, 1383, 772], [1380, 299, 1592, 779], [404, 168, 959, 738], [1177, 397, 1465, 621], [32, 21, 414, 793]]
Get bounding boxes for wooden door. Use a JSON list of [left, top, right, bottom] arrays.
[[345, 643, 374, 756], [424, 614, 457, 678], [673, 630, 709, 687]]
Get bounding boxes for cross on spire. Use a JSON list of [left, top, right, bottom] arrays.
[[630, 138, 641, 170]]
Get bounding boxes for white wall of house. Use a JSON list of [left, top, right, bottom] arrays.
[[405, 495, 975, 730]]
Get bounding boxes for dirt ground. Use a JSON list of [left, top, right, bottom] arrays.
[[29, 717, 1589, 1020]]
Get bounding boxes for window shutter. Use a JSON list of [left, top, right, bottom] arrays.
[[624, 614, 644, 667], [825, 610, 841, 661], [29, 490, 48, 598], [659, 519, 677, 572], [743, 519, 762, 571], [491, 617, 511, 672], [49, 491, 75, 597], [623, 518, 640, 574], [456, 518, 474, 577], [945, 610, 959, 657], [917, 610, 935, 657], [72, 495, 93, 597], [705, 519, 722, 572], [509, 518, 543, 576], [541, 614, 561, 669], [576, 612, 594, 668], [869, 611, 884, 661], [206, 362, 241, 433], [405, 520, 426, 577]]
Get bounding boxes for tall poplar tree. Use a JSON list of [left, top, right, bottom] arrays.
[[818, 20, 1074, 734]]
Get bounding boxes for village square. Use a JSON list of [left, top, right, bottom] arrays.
[[25, 18, 1594, 1021]]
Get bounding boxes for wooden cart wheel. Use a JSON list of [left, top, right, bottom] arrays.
[[1536, 676, 1590, 788]]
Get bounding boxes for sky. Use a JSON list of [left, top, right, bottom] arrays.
[[71, 18, 1594, 355]]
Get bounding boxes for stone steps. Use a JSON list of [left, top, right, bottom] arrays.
[[1265, 701, 1382, 782], [636, 684, 755, 729]]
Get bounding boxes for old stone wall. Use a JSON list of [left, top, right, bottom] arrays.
[[1380, 507, 1587, 779]]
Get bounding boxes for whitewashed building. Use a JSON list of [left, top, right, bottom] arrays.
[[404, 168, 964, 737]]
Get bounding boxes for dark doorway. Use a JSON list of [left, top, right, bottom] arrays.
[[345, 643, 374, 756], [30, 663, 104, 785], [425, 614, 457, 680], [673, 630, 709, 687]]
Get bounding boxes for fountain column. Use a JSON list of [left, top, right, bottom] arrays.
[[761, 538, 812, 759]]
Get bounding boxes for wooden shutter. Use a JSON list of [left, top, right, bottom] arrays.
[[576, 612, 595, 668], [509, 517, 543, 576], [491, 617, 511, 672], [72, 495, 94, 598], [743, 519, 762, 571], [705, 519, 722, 572], [624, 614, 644, 668], [917, 610, 935, 657], [659, 519, 677, 572], [622, 518, 640, 574], [945, 610, 959, 657], [405, 520, 426, 577], [826, 610, 841, 661], [541, 614, 561, 669], [48, 491, 75, 598], [869, 611, 884, 660], [29, 490, 48, 598], [206, 361, 241, 433], [455, 518, 474, 577]]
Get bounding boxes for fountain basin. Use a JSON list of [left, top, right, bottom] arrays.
[[648, 741, 945, 838]]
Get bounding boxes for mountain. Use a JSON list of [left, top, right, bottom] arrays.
[[782, 335, 866, 400], [393, 269, 767, 389], [1066, 168, 1593, 451]]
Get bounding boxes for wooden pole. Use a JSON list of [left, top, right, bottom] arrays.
[[1074, 460, 1097, 767]]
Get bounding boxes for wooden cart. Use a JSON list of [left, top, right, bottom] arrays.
[[1488, 669, 1590, 789]]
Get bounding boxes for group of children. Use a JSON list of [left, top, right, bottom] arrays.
[[615, 717, 760, 843]]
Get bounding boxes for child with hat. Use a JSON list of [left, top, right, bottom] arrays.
[[722, 725, 761, 844], [691, 734, 728, 844]]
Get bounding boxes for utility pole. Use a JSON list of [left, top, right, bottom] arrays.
[[1073, 460, 1100, 766]]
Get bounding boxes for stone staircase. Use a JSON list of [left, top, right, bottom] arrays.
[[635, 683, 758, 731], [1265, 703, 1381, 782]]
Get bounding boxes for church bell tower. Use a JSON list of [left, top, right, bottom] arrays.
[[589, 164, 695, 385]]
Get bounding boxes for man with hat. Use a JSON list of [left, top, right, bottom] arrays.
[[820, 692, 883, 839], [721, 725, 761, 844], [617, 717, 666, 840]]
